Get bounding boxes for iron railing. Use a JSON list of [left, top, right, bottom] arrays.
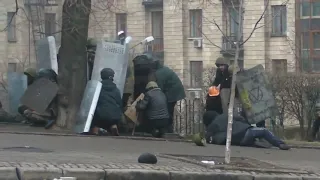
[[173, 99, 205, 136]]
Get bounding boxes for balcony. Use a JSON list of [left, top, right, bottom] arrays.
[[24, 0, 58, 6], [145, 37, 164, 58], [142, 0, 163, 8], [220, 36, 244, 56]]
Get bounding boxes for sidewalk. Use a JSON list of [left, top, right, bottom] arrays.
[[0, 133, 320, 180]]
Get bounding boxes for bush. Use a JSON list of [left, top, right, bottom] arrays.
[[269, 73, 320, 140]]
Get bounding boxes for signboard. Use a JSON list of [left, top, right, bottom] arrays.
[[91, 41, 129, 96], [236, 64, 278, 124], [124, 93, 144, 125], [7, 72, 27, 114], [20, 78, 59, 113]]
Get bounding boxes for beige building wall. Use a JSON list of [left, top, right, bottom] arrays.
[[0, 0, 296, 88]]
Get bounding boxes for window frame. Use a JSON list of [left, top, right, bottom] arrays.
[[189, 9, 202, 38], [116, 13, 127, 37], [189, 61, 203, 88], [300, 31, 320, 72], [7, 62, 17, 72], [44, 13, 56, 37], [300, 1, 320, 19], [271, 5, 287, 36], [7, 12, 17, 42], [271, 59, 287, 73], [228, 6, 240, 37], [151, 11, 164, 52]]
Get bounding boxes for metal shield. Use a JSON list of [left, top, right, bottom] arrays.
[[73, 80, 102, 133], [236, 64, 278, 124], [20, 78, 59, 113], [7, 72, 27, 114], [91, 41, 129, 96]]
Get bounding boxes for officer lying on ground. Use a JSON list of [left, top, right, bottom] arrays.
[[203, 111, 290, 150]]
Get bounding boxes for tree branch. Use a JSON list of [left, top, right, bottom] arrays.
[[240, 0, 269, 45]]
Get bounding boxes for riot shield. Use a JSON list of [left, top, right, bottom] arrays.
[[36, 36, 58, 74], [91, 41, 129, 96], [7, 72, 27, 114], [73, 80, 102, 133], [236, 64, 278, 124], [20, 78, 59, 113]]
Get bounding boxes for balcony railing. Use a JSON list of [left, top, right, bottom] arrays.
[[145, 37, 163, 52], [142, 0, 163, 7], [145, 37, 164, 58], [221, 36, 244, 55]]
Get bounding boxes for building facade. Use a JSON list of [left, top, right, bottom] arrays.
[[1, 0, 318, 90]]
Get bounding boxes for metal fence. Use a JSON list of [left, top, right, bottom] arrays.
[[173, 98, 205, 136]]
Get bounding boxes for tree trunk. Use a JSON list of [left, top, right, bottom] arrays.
[[56, 0, 91, 129], [225, 0, 244, 164]]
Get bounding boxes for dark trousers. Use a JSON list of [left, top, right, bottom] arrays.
[[142, 118, 168, 133], [91, 116, 119, 130], [312, 119, 320, 139], [167, 102, 176, 133], [256, 120, 266, 128], [240, 127, 284, 147]]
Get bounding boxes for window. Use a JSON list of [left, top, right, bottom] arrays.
[[230, 58, 244, 69], [151, 11, 163, 52], [271, 5, 287, 36], [229, 7, 239, 36], [189, 9, 202, 38], [272, 59, 287, 73], [301, 1, 320, 18], [190, 61, 203, 88], [116, 13, 127, 37], [7, 12, 16, 42], [45, 13, 56, 36], [7, 63, 17, 72], [301, 32, 320, 72]]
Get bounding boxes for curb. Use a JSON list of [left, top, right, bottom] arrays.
[[0, 166, 319, 180], [0, 130, 320, 150], [157, 154, 311, 174]]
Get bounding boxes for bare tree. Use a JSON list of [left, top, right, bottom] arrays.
[[55, 0, 91, 129]]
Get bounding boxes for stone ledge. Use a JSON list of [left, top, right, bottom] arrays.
[[17, 167, 62, 180], [105, 169, 170, 180], [170, 171, 254, 180], [0, 166, 319, 180], [0, 167, 17, 180], [63, 168, 105, 180]]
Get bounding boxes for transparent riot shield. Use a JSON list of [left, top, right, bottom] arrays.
[[7, 72, 27, 114], [36, 36, 58, 74], [236, 64, 278, 124], [73, 80, 102, 133], [91, 41, 129, 96]]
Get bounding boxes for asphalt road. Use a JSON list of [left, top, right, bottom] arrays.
[[0, 133, 319, 172]]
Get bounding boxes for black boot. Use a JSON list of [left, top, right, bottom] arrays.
[[279, 144, 290, 150]]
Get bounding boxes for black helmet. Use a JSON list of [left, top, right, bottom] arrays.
[[37, 68, 57, 82], [100, 68, 115, 80]]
